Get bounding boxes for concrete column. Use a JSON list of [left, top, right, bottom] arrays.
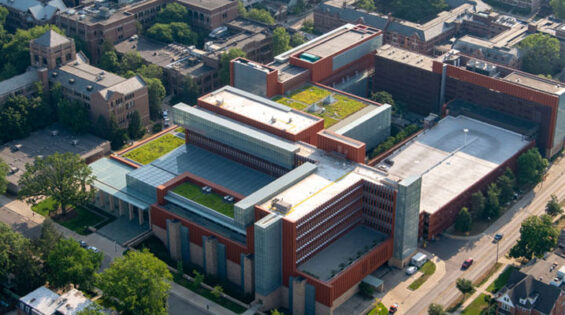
[[109, 195, 115, 213], [128, 203, 134, 221], [243, 254, 254, 295], [292, 277, 307, 315], [99, 192, 107, 210], [204, 237, 218, 277], [148, 208, 152, 226], [118, 199, 124, 216], [138, 208, 144, 225], [168, 220, 182, 261]]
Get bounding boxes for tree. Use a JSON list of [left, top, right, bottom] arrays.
[[57, 99, 91, 133], [93, 115, 110, 140], [356, 0, 376, 11], [179, 76, 199, 104], [428, 303, 446, 315], [470, 191, 485, 217], [498, 174, 514, 205], [77, 304, 106, 315], [374, 0, 448, 23], [290, 32, 305, 47], [146, 23, 174, 43], [99, 49, 120, 73], [0, 96, 31, 141], [128, 111, 145, 140], [301, 19, 315, 34], [98, 249, 172, 315], [371, 91, 395, 106], [238, 0, 247, 17], [456, 278, 474, 298], [510, 214, 559, 259], [137, 64, 163, 80], [0, 222, 44, 295], [145, 77, 166, 120], [483, 183, 501, 219], [120, 51, 144, 75], [157, 2, 188, 23], [455, 207, 472, 232], [552, 0, 565, 19], [109, 116, 128, 150], [211, 285, 224, 299], [170, 22, 198, 45], [519, 33, 560, 75], [192, 270, 204, 288], [46, 238, 102, 290], [36, 218, 62, 259], [517, 148, 548, 187], [273, 27, 291, 56], [18, 152, 96, 215], [0, 158, 7, 194], [219, 48, 246, 85], [545, 194, 563, 217], [246, 8, 275, 25]]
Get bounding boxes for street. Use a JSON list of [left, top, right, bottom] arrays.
[[403, 155, 565, 314]]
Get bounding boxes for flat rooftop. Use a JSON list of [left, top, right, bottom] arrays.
[[303, 26, 377, 59], [201, 86, 321, 134], [114, 37, 215, 77], [177, 0, 235, 10], [298, 225, 387, 281], [375, 44, 435, 71], [260, 143, 389, 222], [1, 125, 110, 192], [383, 115, 530, 214], [503, 72, 565, 95], [56, 59, 126, 92]]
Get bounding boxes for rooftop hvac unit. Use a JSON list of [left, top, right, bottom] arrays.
[[215, 97, 223, 105], [273, 199, 292, 214]]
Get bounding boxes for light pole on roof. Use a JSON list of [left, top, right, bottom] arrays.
[[463, 128, 469, 146]]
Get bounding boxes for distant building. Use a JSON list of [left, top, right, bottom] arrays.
[[176, 0, 239, 31], [493, 0, 542, 11], [496, 269, 565, 315], [452, 35, 521, 68], [17, 287, 93, 315], [114, 18, 273, 96], [30, 30, 150, 128], [314, 0, 473, 55], [55, 0, 167, 63], [0, 0, 67, 31], [0, 69, 42, 105]]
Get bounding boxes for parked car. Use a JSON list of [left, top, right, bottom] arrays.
[[493, 233, 503, 243], [87, 246, 100, 253], [462, 258, 474, 269], [79, 240, 87, 248], [389, 303, 398, 314], [406, 266, 418, 275]]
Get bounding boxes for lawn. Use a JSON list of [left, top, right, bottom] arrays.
[[487, 266, 517, 293], [174, 127, 185, 133], [56, 206, 106, 235], [32, 198, 58, 216], [123, 133, 184, 165], [172, 182, 234, 218], [287, 85, 331, 104], [408, 261, 436, 290], [366, 302, 388, 315], [276, 86, 368, 128], [474, 262, 502, 287], [461, 294, 490, 315]]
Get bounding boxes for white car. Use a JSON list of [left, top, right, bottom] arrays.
[[406, 266, 418, 275]]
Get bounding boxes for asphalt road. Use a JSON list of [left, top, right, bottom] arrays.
[[407, 156, 565, 314], [168, 292, 209, 315]]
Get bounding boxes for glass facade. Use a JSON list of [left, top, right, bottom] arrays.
[[254, 213, 282, 296], [393, 175, 421, 261]]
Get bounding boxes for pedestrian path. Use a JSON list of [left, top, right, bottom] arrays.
[[169, 282, 238, 315], [458, 258, 511, 312]]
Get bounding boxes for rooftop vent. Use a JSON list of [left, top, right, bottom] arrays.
[[51, 130, 58, 136], [86, 85, 93, 91], [273, 199, 292, 214], [69, 78, 75, 84], [51, 71, 58, 77], [71, 139, 79, 146]]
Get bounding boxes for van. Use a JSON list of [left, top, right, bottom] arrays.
[[411, 252, 428, 268]]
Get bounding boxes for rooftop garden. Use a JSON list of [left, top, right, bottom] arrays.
[[172, 182, 234, 218], [274, 85, 367, 128], [123, 133, 184, 165]]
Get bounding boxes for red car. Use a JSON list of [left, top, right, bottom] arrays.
[[462, 258, 474, 269], [389, 303, 398, 314]]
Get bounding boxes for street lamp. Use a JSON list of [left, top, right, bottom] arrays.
[[463, 128, 469, 146]]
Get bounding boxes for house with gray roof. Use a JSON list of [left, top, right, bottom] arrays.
[[496, 269, 565, 315], [0, 0, 66, 30]]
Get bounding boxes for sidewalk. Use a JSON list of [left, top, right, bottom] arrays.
[[169, 282, 237, 315], [458, 259, 511, 311], [379, 256, 446, 315]]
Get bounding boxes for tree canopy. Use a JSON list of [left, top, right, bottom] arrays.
[[246, 8, 275, 25], [146, 22, 197, 46], [157, 3, 188, 23], [374, 0, 449, 23], [46, 238, 102, 290], [455, 207, 472, 232], [483, 183, 501, 219], [456, 278, 474, 297], [517, 148, 548, 187], [145, 77, 166, 121], [550, 0, 565, 20], [291, 32, 305, 47], [18, 152, 96, 214], [128, 111, 145, 140], [219, 48, 246, 85], [355, 0, 376, 11], [57, 98, 91, 133], [471, 191, 485, 217], [98, 249, 172, 315], [519, 33, 561, 76], [510, 214, 559, 259], [273, 27, 291, 56], [428, 303, 446, 315], [0, 158, 7, 194], [545, 194, 563, 217]]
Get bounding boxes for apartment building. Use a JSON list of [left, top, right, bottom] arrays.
[[176, 0, 238, 31]]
